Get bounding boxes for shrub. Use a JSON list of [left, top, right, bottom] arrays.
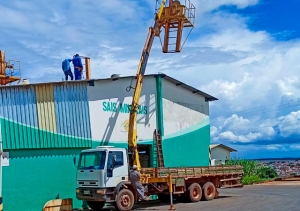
[[226, 157, 278, 184], [226, 158, 259, 176], [242, 175, 261, 185], [257, 166, 278, 179]]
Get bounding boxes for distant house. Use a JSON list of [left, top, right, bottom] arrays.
[[210, 144, 237, 164]]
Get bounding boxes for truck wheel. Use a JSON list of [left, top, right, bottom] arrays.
[[86, 201, 105, 210], [202, 182, 216, 201], [115, 189, 135, 211], [186, 183, 202, 202]]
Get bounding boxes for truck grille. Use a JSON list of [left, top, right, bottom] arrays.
[[78, 180, 99, 187]]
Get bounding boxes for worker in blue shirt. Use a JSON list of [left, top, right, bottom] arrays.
[[62, 58, 74, 81], [72, 54, 83, 80]]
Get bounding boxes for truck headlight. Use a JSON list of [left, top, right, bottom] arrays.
[[76, 189, 80, 193], [97, 189, 106, 194]]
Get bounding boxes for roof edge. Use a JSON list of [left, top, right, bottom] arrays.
[[210, 144, 237, 152], [1, 73, 218, 101]]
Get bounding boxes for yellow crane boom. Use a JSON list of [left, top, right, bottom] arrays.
[[127, 0, 195, 170], [127, 0, 167, 170]]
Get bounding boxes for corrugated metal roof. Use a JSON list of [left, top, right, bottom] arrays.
[[5, 73, 218, 101]]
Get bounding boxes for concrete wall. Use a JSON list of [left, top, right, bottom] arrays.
[[211, 147, 231, 163], [87, 77, 157, 145], [161, 79, 211, 167]]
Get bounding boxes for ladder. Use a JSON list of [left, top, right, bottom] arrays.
[[154, 129, 164, 167]]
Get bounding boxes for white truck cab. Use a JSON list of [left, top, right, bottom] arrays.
[[75, 146, 135, 211]]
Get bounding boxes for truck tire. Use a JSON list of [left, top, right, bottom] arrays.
[[186, 183, 202, 202], [86, 201, 105, 210], [202, 182, 216, 201], [115, 189, 135, 211]]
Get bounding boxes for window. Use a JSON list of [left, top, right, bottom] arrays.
[[78, 151, 106, 170], [114, 151, 124, 167], [107, 151, 124, 169]]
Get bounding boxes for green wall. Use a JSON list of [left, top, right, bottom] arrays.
[[2, 149, 87, 211], [2, 122, 210, 211], [163, 124, 210, 167]]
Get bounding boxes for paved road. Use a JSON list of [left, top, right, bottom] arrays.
[[84, 180, 300, 211]]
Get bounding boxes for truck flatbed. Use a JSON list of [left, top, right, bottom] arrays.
[[141, 165, 244, 178]]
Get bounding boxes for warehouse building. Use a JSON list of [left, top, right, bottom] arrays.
[[0, 73, 217, 211]]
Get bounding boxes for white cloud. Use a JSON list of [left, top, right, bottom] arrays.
[[1, 0, 300, 155], [266, 144, 287, 151], [278, 111, 300, 137], [210, 126, 218, 136], [211, 110, 300, 145], [194, 0, 259, 15], [290, 145, 300, 150], [200, 73, 252, 101]]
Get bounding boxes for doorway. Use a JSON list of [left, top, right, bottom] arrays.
[[128, 144, 151, 168]]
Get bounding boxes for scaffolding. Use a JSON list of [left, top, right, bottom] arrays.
[[0, 51, 21, 85]]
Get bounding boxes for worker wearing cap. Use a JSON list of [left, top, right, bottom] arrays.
[[72, 54, 83, 80], [130, 165, 149, 201], [62, 58, 74, 81]]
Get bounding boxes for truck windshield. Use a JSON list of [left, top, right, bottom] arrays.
[[78, 151, 106, 170]]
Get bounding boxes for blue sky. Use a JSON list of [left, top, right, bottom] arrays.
[[1, 0, 300, 159]]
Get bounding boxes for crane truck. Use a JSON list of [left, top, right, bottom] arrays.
[[74, 1, 244, 211]]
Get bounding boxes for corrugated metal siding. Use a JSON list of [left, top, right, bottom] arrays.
[[54, 83, 92, 147], [35, 84, 57, 148], [35, 85, 57, 132], [0, 82, 92, 150], [0, 86, 40, 149]]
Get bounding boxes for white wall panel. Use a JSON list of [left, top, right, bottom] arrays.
[[211, 147, 231, 163], [87, 77, 157, 144], [162, 79, 209, 136]]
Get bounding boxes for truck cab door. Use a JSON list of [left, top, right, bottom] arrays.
[[106, 150, 128, 187]]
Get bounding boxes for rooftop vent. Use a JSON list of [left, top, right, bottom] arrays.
[[19, 79, 30, 85]]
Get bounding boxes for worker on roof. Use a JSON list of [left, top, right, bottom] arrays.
[[62, 58, 74, 81], [72, 54, 83, 80], [130, 165, 149, 201]]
